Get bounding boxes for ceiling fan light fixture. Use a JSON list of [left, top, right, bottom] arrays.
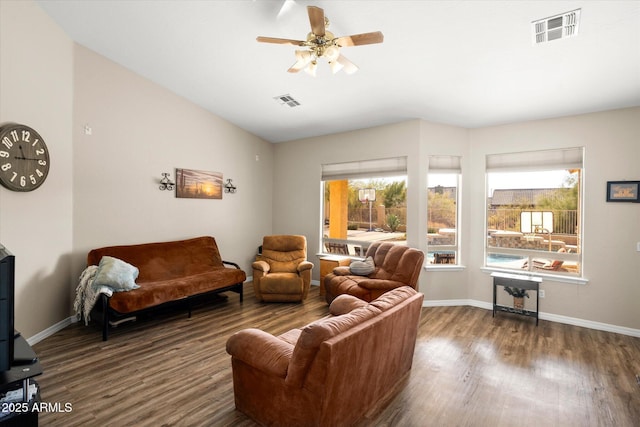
[[305, 61, 318, 77], [329, 59, 344, 74], [337, 55, 358, 75], [257, 6, 383, 76], [324, 45, 340, 62]]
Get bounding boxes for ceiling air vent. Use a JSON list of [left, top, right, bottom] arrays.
[[532, 9, 580, 44], [274, 94, 301, 108]]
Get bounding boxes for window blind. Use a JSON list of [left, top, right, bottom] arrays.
[[428, 155, 461, 173], [321, 156, 407, 180], [486, 147, 583, 172]]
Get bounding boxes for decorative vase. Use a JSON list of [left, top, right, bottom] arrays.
[[513, 296, 525, 311]]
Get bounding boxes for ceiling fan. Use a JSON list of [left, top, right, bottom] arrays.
[[257, 5, 384, 76]]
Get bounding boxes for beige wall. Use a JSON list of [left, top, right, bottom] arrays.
[[467, 108, 640, 329], [72, 45, 274, 278], [274, 108, 640, 331], [2, 1, 638, 339], [0, 0, 74, 338], [1, 1, 274, 340], [273, 120, 421, 259]]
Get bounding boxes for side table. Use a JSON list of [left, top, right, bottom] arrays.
[[491, 272, 541, 325], [318, 255, 351, 296]]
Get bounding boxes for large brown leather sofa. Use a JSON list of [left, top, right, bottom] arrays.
[[324, 241, 425, 304], [226, 286, 424, 427], [87, 236, 246, 340]]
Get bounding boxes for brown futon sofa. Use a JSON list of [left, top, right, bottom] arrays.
[[226, 286, 424, 427], [87, 236, 246, 340], [324, 241, 425, 304]]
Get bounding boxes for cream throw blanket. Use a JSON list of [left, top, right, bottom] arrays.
[[73, 265, 113, 325]]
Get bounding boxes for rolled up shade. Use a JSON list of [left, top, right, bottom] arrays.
[[321, 156, 407, 180], [428, 155, 461, 173], [486, 147, 583, 172]]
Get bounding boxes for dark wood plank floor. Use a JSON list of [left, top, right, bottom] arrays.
[[32, 283, 640, 426]]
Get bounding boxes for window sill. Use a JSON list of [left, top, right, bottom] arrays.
[[425, 264, 466, 272], [480, 267, 589, 285]]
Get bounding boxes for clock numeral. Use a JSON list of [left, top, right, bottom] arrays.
[[35, 149, 45, 156], [38, 160, 47, 166], [10, 130, 18, 142], [31, 138, 40, 147], [29, 175, 36, 184], [36, 169, 43, 178], [0, 151, 8, 158], [20, 176, 26, 187], [9, 172, 17, 182], [21, 130, 31, 142], [1, 137, 12, 150], [1, 163, 11, 172]]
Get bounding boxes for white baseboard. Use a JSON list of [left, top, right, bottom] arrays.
[[30, 293, 638, 345], [423, 299, 640, 338], [27, 315, 76, 346]]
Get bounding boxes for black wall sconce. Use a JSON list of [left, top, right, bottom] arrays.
[[224, 178, 237, 193], [159, 172, 175, 191]]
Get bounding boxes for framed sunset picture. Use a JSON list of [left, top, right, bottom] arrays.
[[606, 181, 639, 202], [175, 168, 223, 199]]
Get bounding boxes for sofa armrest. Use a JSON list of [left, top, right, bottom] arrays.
[[226, 328, 293, 378], [252, 260, 270, 273], [297, 261, 313, 273], [332, 266, 352, 276]]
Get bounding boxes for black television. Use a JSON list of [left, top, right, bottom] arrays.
[[0, 245, 15, 371]]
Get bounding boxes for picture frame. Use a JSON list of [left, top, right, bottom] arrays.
[[175, 168, 223, 199], [606, 181, 640, 203]]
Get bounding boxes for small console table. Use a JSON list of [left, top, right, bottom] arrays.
[[318, 255, 351, 296], [491, 272, 541, 325]]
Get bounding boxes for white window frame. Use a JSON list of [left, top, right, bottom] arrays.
[[320, 157, 408, 257], [427, 155, 462, 269], [482, 147, 587, 285]]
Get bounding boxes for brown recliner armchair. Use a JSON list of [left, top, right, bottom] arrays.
[[324, 241, 424, 304], [252, 235, 313, 302]]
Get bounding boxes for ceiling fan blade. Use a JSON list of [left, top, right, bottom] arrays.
[[335, 31, 384, 47], [276, 0, 297, 20], [307, 6, 325, 37], [287, 64, 303, 73], [337, 54, 358, 75], [256, 36, 306, 46], [288, 50, 313, 73]]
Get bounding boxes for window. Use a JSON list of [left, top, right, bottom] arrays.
[[486, 148, 583, 277], [427, 156, 461, 266], [321, 157, 408, 256]]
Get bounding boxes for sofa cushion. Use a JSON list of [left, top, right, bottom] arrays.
[[259, 273, 302, 294], [369, 286, 417, 311], [329, 294, 369, 316], [350, 256, 375, 276], [87, 236, 225, 282], [108, 267, 245, 313], [285, 305, 381, 388], [261, 235, 307, 274], [93, 256, 140, 292]]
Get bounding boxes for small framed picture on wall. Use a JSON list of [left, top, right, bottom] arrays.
[[606, 181, 640, 202]]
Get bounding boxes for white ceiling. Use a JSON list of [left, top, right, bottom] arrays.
[[36, 0, 640, 143]]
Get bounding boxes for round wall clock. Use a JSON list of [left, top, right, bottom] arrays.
[[0, 123, 50, 192]]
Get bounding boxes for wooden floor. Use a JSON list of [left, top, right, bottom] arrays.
[[33, 283, 640, 427]]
